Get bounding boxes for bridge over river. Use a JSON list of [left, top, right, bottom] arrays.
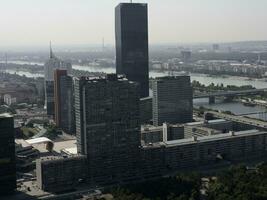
[[194, 88, 267, 103]]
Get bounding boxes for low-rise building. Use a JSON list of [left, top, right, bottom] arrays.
[[184, 119, 233, 138], [36, 129, 267, 193], [36, 155, 87, 192]]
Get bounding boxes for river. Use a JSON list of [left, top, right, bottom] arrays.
[[3, 61, 267, 88], [2, 62, 267, 121]]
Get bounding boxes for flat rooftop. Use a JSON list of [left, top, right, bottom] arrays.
[[26, 137, 51, 145], [186, 119, 228, 127], [165, 129, 261, 147], [0, 113, 12, 118], [53, 139, 77, 154], [142, 129, 264, 148]]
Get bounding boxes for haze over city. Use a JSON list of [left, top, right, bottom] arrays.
[[2, 1, 267, 200], [1, 0, 267, 47]]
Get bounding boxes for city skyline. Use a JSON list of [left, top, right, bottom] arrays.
[[1, 0, 267, 47]]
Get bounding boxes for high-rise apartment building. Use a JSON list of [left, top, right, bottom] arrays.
[[74, 74, 141, 185], [44, 45, 72, 117], [54, 69, 74, 134], [115, 3, 149, 98], [0, 113, 16, 195], [152, 76, 193, 126]]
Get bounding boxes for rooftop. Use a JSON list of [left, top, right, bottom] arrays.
[[164, 129, 261, 147], [0, 113, 12, 118], [154, 75, 190, 80], [26, 137, 52, 145], [53, 139, 77, 153], [142, 129, 264, 148], [186, 119, 228, 127], [61, 147, 78, 155], [76, 74, 128, 83]]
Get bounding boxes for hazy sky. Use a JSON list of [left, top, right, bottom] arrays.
[[1, 0, 267, 46]]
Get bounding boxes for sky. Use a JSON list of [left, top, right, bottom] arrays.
[[0, 0, 267, 46]]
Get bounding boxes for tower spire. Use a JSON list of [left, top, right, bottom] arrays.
[[49, 41, 54, 59]]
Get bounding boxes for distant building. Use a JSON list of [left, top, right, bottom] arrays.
[[212, 44, 220, 51], [74, 74, 141, 185], [54, 69, 74, 134], [115, 3, 149, 98], [181, 51, 192, 63], [3, 94, 16, 106], [152, 76, 193, 126], [44, 45, 72, 117], [0, 113, 16, 195]]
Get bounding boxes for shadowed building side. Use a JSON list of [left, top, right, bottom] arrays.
[[74, 74, 141, 185], [0, 113, 16, 195], [115, 3, 149, 98], [152, 76, 193, 126], [54, 69, 74, 134]]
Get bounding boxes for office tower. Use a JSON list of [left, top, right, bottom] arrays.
[[54, 69, 74, 134], [44, 44, 72, 117], [74, 74, 141, 185], [152, 76, 193, 126], [181, 50, 192, 63], [0, 113, 16, 195], [115, 3, 149, 98]]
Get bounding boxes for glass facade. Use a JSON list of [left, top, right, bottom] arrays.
[[0, 114, 16, 195], [152, 76, 193, 126], [115, 3, 149, 98]]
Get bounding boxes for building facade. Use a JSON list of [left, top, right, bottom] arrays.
[[115, 3, 149, 98], [36, 156, 87, 192], [140, 96, 152, 124], [152, 76, 193, 126], [0, 113, 16, 195], [54, 69, 74, 134], [36, 129, 267, 192], [181, 51, 192, 63], [74, 74, 141, 185]]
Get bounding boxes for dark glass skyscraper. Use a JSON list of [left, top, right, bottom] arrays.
[[115, 3, 149, 98], [152, 76, 193, 126], [74, 74, 141, 185], [0, 113, 16, 195], [54, 69, 74, 134]]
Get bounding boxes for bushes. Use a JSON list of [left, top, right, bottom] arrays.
[[207, 164, 267, 200], [110, 173, 200, 200]]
